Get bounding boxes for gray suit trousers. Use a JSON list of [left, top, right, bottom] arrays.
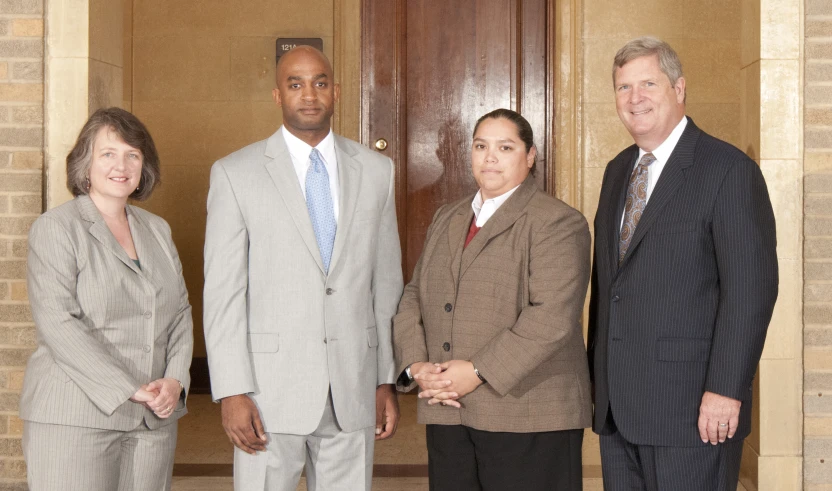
[[233, 392, 375, 491], [23, 421, 178, 491]]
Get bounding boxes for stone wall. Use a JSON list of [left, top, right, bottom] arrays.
[[0, 0, 42, 487], [804, 0, 832, 488]]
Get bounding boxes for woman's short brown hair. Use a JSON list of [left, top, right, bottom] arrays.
[[66, 107, 160, 201]]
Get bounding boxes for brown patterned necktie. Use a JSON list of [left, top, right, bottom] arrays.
[[619, 152, 656, 264]]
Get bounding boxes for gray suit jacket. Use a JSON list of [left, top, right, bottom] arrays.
[[203, 130, 403, 434], [20, 195, 193, 431]]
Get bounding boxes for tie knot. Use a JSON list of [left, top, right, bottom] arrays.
[[309, 148, 325, 171], [639, 152, 656, 168]]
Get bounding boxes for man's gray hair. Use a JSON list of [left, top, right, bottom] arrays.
[[612, 36, 684, 87]]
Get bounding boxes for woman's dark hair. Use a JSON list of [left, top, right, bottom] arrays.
[[472, 108, 537, 175], [66, 107, 161, 201]]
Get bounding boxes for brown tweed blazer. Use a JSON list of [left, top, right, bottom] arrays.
[[393, 176, 592, 433]]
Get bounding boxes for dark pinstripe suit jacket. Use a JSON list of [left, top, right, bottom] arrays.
[[587, 118, 778, 447]]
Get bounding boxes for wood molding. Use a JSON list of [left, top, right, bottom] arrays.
[[553, 0, 582, 210]]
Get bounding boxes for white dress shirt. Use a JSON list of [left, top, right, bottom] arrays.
[[620, 116, 687, 229], [471, 184, 521, 227], [281, 125, 340, 221]]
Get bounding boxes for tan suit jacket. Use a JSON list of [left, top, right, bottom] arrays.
[[20, 195, 193, 431], [394, 176, 592, 433], [203, 131, 403, 434]]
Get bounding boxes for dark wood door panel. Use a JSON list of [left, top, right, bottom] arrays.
[[405, 1, 517, 277], [362, 0, 553, 282]]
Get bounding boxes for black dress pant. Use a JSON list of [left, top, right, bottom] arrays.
[[426, 424, 584, 491]]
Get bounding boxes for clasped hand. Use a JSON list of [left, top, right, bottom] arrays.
[[412, 360, 483, 408], [129, 377, 182, 419]]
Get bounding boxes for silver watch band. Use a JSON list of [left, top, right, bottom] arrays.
[[473, 366, 487, 383]]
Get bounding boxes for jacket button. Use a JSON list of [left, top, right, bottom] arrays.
[[444, 303, 452, 312], [326, 288, 333, 295], [142, 345, 151, 353], [442, 342, 450, 351], [143, 311, 152, 319], [324, 337, 327, 344], [612, 295, 620, 302]]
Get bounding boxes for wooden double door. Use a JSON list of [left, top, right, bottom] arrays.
[[361, 0, 557, 282]]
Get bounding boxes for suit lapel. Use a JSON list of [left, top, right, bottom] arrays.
[[263, 131, 326, 275], [77, 195, 142, 274], [126, 207, 172, 290], [617, 118, 700, 271], [127, 210, 154, 278], [328, 136, 361, 275], [459, 176, 538, 280], [447, 205, 471, 288]]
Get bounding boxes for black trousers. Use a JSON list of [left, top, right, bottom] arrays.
[[599, 429, 744, 491], [426, 424, 584, 491]]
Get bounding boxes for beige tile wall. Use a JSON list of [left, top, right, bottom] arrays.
[[128, 0, 335, 357], [45, 0, 126, 208], [580, 10, 743, 216]]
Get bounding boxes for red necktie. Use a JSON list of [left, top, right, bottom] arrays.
[[464, 217, 481, 248]]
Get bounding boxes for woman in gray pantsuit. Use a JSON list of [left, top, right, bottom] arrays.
[[20, 108, 193, 491]]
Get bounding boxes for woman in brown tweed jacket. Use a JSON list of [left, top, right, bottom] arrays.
[[393, 108, 592, 490]]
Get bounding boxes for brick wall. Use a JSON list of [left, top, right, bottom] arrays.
[[805, 0, 832, 488], [0, 0, 42, 487]]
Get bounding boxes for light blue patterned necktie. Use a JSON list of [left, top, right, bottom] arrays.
[[306, 148, 337, 273]]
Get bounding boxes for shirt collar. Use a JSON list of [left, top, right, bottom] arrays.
[[281, 125, 335, 165], [472, 184, 521, 220], [638, 116, 687, 164]]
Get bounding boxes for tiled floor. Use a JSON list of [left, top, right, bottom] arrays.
[[171, 394, 748, 491]]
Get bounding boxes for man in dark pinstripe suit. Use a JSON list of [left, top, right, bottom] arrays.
[[588, 37, 779, 490]]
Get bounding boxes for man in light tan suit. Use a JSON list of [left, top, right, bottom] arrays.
[[203, 46, 403, 490]]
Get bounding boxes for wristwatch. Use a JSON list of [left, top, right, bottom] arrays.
[[473, 365, 487, 384], [397, 364, 415, 386]]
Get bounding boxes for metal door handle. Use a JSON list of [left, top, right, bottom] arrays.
[[374, 138, 388, 151]]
